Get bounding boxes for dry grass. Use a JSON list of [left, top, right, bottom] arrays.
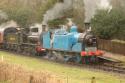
[[0, 61, 64, 83]]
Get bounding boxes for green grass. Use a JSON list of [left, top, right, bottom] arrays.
[[112, 39, 125, 44], [0, 81, 10, 83], [0, 51, 125, 83]]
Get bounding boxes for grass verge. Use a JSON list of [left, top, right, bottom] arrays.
[[0, 51, 125, 83]]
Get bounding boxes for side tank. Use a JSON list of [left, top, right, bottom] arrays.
[[41, 25, 84, 52]]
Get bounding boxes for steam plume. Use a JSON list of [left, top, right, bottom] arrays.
[[42, 0, 72, 24], [83, 0, 112, 22]]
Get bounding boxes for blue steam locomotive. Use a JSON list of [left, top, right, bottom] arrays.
[[37, 25, 103, 64]]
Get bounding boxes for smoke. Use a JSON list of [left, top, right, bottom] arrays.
[[42, 0, 72, 24], [0, 10, 8, 20], [99, 0, 112, 9], [84, 0, 112, 22]]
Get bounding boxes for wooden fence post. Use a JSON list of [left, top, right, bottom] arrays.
[[91, 77, 96, 83], [120, 80, 122, 83], [67, 76, 68, 83], [29, 75, 34, 83]]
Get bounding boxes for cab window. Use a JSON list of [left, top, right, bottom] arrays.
[[31, 28, 38, 32]]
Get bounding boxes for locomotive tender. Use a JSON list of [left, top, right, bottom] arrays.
[[0, 23, 103, 64]]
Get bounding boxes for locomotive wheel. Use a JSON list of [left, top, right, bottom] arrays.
[[17, 45, 21, 53], [30, 46, 37, 56], [0, 44, 4, 49], [43, 50, 53, 60], [13, 44, 16, 51], [53, 51, 66, 62]]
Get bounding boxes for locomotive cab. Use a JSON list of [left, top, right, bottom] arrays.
[[28, 24, 42, 41], [1, 27, 19, 50], [28, 24, 47, 44]]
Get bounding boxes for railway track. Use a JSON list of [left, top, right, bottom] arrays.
[[89, 63, 125, 74], [0, 49, 125, 75]]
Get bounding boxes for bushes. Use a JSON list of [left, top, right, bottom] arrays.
[[91, 9, 125, 40], [48, 18, 67, 27], [5, 8, 32, 28], [0, 0, 57, 28]]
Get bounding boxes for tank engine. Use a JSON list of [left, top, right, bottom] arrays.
[[40, 25, 103, 64]]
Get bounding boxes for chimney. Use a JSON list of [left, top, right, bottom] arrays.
[[84, 22, 90, 30]]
